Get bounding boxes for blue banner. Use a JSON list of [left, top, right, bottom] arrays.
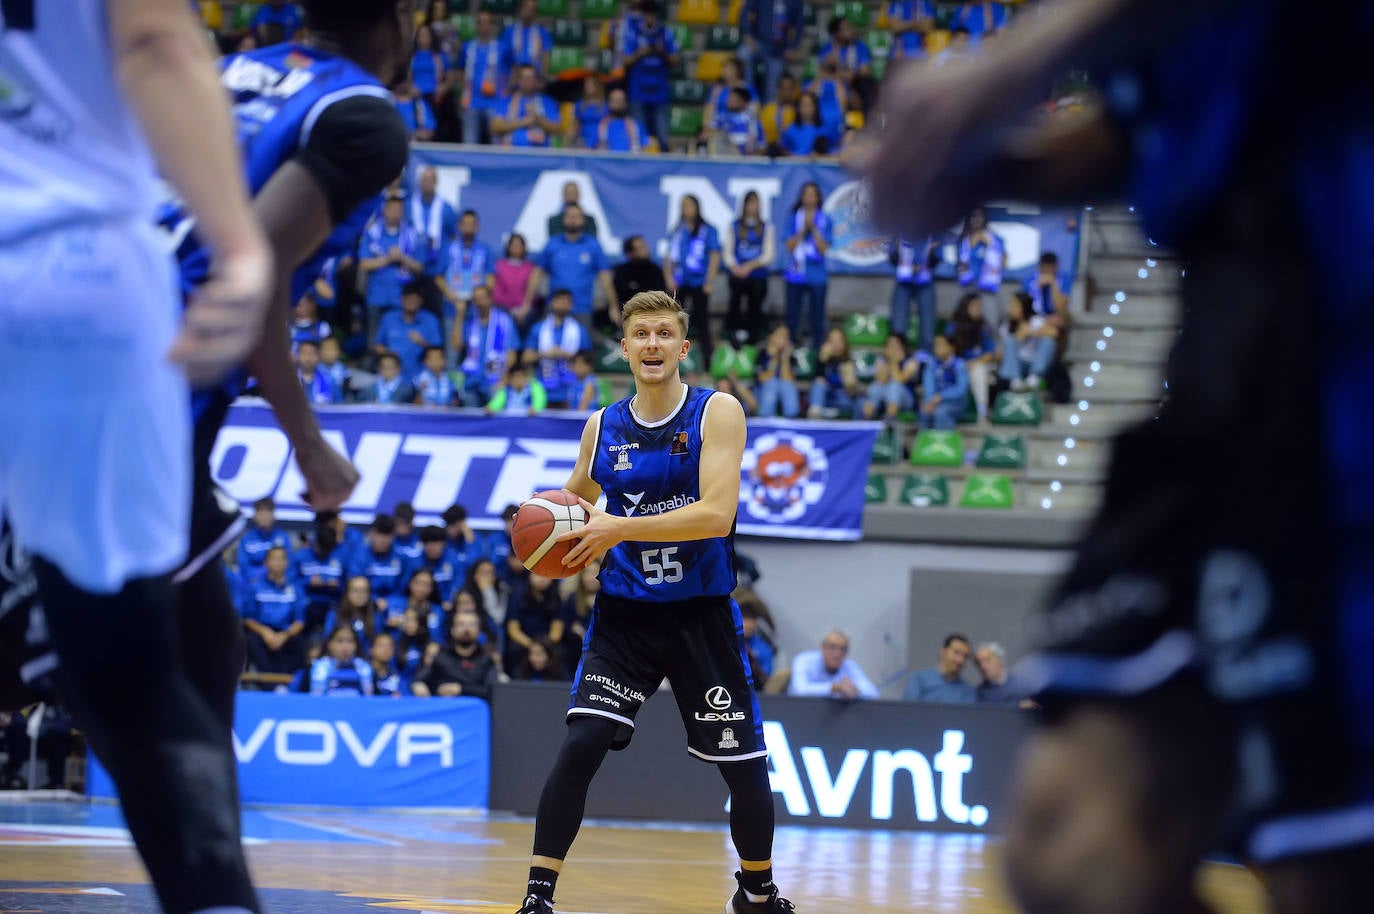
[[89, 692, 490, 809], [213, 402, 880, 541], [408, 144, 1081, 284]]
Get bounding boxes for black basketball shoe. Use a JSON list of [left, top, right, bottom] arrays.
[[727, 871, 796, 913], [514, 894, 554, 914]]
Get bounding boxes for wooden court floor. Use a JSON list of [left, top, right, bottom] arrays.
[[0, 802, 1267, 913]]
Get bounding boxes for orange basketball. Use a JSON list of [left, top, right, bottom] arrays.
[[512, 489, 589, 579]]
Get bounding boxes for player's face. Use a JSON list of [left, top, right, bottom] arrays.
[[623, 314, 688, 385]]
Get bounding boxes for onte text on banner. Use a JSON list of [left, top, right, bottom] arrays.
[[213, 403, 880, 541]]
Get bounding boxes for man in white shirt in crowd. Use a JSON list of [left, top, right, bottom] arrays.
[[787, 629, 879, 700]]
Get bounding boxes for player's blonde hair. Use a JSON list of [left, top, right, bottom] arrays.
[[621, 290, 690, 337]]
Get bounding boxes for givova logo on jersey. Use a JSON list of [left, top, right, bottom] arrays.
[[740, 432, 828, 524]]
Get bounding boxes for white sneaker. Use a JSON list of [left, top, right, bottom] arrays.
[[1025, 374, 1041, 390], [1011, 379, 1028, 392]]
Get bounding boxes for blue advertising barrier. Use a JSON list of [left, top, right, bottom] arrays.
[[88, 692, 490, 809], [407, 144, 1082, 284], [212, 403, 880, 540]]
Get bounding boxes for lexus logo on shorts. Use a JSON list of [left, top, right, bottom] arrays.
[[705, 686, 732, 711]]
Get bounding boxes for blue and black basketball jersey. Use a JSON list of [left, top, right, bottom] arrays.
[[591, 386, 737, 602]]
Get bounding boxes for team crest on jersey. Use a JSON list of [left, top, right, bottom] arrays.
[[741, 431, 829, 523], [669, 431, 689, 456]]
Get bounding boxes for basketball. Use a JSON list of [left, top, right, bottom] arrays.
[[512, 489, 589, 578]]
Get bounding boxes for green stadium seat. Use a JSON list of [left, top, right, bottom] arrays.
[[579, 0, 617, 19], [596, 378, 613, 408], [537, 0, 570, 16], [864, 473, 889, 505], [481, 0, 518, 14], [991, 391, 1044, 425], [844, 313, 889, 347], [832, 0, 869, 28], [232, 3, 259, 30], [669, 106, 704, 137], [901, 473, 950, 507], [867, 29, 893, 56], [596, 338, 632, 374], [910, 430, 963, 468], [671, 55, 688, 78], [802, 57, 817, 81], [549, 47, 586, 76], [452, 13, 477, 41], [553, 19, 588, 46], [960, 474, 1015, 509], [708, 344, 757, 379], [870, 428, 899, 465], [975, 434, 1027, 469], [672, 78, 708, 105], [852, 350, 880, 383], [669, 24, 693, 52], [681, 347, 704, 375], [871, 56, 888, 80], [596, 49, 617, 74], [959, 390, 978, 424], [792, 346, 816, 380], [706, 25, 742, 50]]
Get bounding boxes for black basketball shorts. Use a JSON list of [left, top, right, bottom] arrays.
[[567, 593, 767, 763]]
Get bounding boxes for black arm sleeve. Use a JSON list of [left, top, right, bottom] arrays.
[[294, 94, 411, 225]]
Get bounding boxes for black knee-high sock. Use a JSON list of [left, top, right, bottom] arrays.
[[528, 716, 618, 899], [35, 559, 259, 914], [719, 757, 776, 894]]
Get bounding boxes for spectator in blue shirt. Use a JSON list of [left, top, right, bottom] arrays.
[[503, 0, 552, 77], [435, 209, 495, 348], [363, 352, 417, 405], [903, 633, 978, 703], [890, 235, 938, 351], [347, 514, 411, 620], [715, 87, 765, 156], [410, 166, 459, 257], [373, 280, 443, 379], [395, 81, 438, 142], [887, 0, 934, 63], [392, 502, 424, 564], [820, 15, 875, 113], [369, 632, 405, 697], [237, 497, 291, 577], [360, 197, 428, 314], [418, 526, 464, 609], [490, 64, 560, 148], [525, 289, 591, 408], [664, 194, 723, 361], [738, 596, 778, 682], [621, 0, 677, 152], [486, 364, 549, 415], [863, 334, 918, 421], [973, 642, 1023, 705], [755, 325, 802, 418], [783, 182, 833, 347], [530, 203, 618, 330], [290, 292, 331, 354], [591, 87, 650, 152], [456, 285, 519, 405], [956, 206, 1007, 323], [919, 334, 970, 429], [782, 91, 832, 158], [240, 546, 307, 675], [324, 576, 379, 653], [458, 11, 513, 144], [806, 65, 852, 146], [953, 0, 1008, 41], [319, 336, 351, 402], [1026, 251, 1070, 329], [309, 626, 375, 696], [291, 519, 347, 635], [441, 504, 489, 584], [411, 24, 451, 115], [319, 510, 366, 567], [251, 0, 301, 46], [950, 291, 999, 421], [740, 0, 804, 102], [414, 346, 459, 407], [295, 340, 337, 406], [569, 351, 601, 412], [787, 629, 879, 700], [485, 504, 523, 589]]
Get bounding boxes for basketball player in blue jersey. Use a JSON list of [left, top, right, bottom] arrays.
[[863, 1, 1373, 912], [512, 291, 795, 914], [0, 3, 274, 914]]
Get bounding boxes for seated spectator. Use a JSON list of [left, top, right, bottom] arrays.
[[973, 641, 1022, 704], [237, 496, 291, 577], [320, 336, 351, 401], [862, 334, 917, 421], [457, 10, 513, 144], [324, 576, 378, 654], [417, 526, 463, 610], [546, 182, 601, 242], [319, 509, 366, 565], [755, 325, 802, 419], [374, 279, 443, 380], [493, 233, 539, 331], [572, 74, 608, 148], [395, 81, 438, 141], [239, 546, 306, 675], [291, 292, 331, 353], [506, 573, 570, 671], [716, 374, 758, 416], [702, 57, 758, 148], [404, 568, 446, 643], [1, 704, 73, 790], [455, 285, 519, 406], [411, 607, 498, 700], [807, 327, 861, 419], [347, 514, 410, 621], [442, 504, 489, 577], [504, 0, 553, 77], [902, 633, 977, 703], [296, 340, 337, 406], [369, 632, 405, 697], [309, 626, 374, 696], [392, 502, 423, 562], [759, 73, 799, 154], [1026, 251, 1070, 329], [486, 363, 548, 415], [1000, 290, 1060, 392], [611, 235, 665, 330], [414, 346, 459, 407], [570, 351, 601, 412], [562, 558, 600, 669], [933, 27, 973, 67], [292, 520, 347, 635], [788, 629, 879, 700], [485, 504, 525, 587], [919, 334, 969, 429], [251, 0, 301, 45], [887, 0, 934, 64], [462, 558, 511, 647], [782, 92, 832, 158], [454, 588, 503, 663], [491, 64, 559, 148], [525, 288, 592, 408], [515, 637, 568, 682], [591, 87, 651, 152], [953, 0, 1008, 41], [818, 14, 874, 112], [395, 607, 433, 683], [363, 352, 416, 404], [950, 291, 998, 421], [736, 590, 778, 684], [360, 196, 427, 317]]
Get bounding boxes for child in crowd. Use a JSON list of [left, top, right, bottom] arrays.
[[919, 334, 969, 429], [414, 345, 458, 407], [308, 626, 374, 696], [486, 364, 548, 415]]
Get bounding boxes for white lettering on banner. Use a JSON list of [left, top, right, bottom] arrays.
[[232, 719, 455, 768], [434, 166, 472, 211], [488, 439, 582, 514], [212, 427, 292, 504], [510, 170, 621, 253], [749, 722, 990, 826], [404, 435, 509, 509]]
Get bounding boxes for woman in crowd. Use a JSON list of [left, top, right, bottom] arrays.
[[562, 558, 600, 670], [324, 576, 377, 655], [514, 637, 568, 682], [572, 74, 607, 149], [461, 558, 510, 661], [506, 573, 569, 672], [308, 626, 374, 697], [957, 206, 1007, 324], [663, 194, 722, 362], [949, 292, 999, 423], [755, 324, 802, 418], [369, 631, 405, 697], [396, 607, 433, 686], [701, 57, 757, 148], [426, 0, 459, 56], [493, 233, 538, 331], [404, 567, 446, 644], [807, 326, 860, 418], [412, 23, 451, 117], [1000, 290, 1061, 391], [784, 181, 833, 348], [782, 92, 832, 158], [863, 333, 918, 421], [723, 190, 774, 344]]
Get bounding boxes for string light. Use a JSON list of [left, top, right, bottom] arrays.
[[1079, 400, 1089, 410], [1064, 438, 1076, 449], [1097, 339, 1108, 350], [1109, 304, 1120, 315], [1069, 414, 1080, 426], [1083, 377, 1095, 388], [1050, 481, 1062, 492], [1137, 267, 1149, 279], [1041, 498, 1053, 510], [1056, 455, 1068, 466], [1089, 361, 1101, 372], [1103, 327, 1114, 338], [1115, 291, 1126, 302]]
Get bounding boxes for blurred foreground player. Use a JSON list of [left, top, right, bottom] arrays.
[[0, 2, 272, 913], [513, 291, 794, 914], [864, 1, 1373, 913]]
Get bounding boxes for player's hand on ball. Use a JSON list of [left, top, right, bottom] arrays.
[[557, 497, 623, 568]]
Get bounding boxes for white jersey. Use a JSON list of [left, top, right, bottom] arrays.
[[0, 1, 161, 243]]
